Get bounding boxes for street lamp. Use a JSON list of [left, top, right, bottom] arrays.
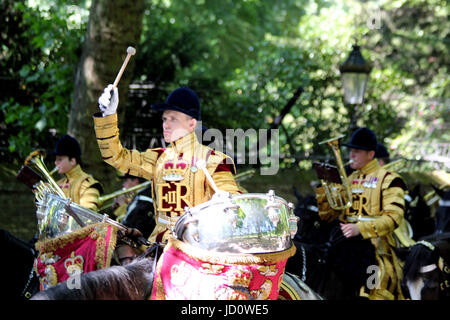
[[339, 44, 372, 131]]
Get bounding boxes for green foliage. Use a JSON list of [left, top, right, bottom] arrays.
[[1, 0, 448, 171], [366, 0, 449, 163], [0, 0, 87, 162], [133, 0, 312, 128]]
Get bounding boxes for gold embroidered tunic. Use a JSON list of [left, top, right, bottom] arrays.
[[316, 159, 408, 300], [93, 113, 240, 243], [56, 164, 102, 211]]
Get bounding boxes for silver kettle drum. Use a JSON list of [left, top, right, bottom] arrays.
[[174, 190, 299, 254]]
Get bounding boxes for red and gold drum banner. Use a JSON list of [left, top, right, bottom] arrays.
[[34, 222, 118, 291], [151, 236, 296, 300]]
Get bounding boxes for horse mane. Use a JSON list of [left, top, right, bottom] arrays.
[[31, 257, 155, 300]]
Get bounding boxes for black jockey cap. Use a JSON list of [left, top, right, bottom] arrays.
[[53, 134, 81, 160], [342, 127, 377, 151], [375, 143, 390, 159], [152, 86, 201, 120]]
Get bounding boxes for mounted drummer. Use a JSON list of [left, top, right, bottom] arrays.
[[53, 134, 103, 211], [94, 85, 241, 244], [316, 127, 409, 300]]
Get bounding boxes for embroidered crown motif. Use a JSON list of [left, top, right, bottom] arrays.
[[162, 159, 189, 181], [64, 251, 84, 275]]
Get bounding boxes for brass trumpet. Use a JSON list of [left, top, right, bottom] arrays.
[[98, 180, 152, 211], [315, 135, 353, 210]]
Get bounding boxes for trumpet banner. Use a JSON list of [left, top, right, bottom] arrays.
[[34, 222, 118, 291], [151, 237, 296, 300]]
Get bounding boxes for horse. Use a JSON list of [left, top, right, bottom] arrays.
[[286, 187, 377, 300], [395, 232, 450, 300], [0, 228, 40, 300]]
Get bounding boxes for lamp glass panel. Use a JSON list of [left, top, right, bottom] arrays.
[[341, 72, 369, 104]]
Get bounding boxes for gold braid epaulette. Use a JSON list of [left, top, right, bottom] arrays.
[[206, 151, 237, 175]]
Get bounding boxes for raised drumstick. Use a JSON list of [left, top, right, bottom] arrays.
[[113, 46, 136, 88]]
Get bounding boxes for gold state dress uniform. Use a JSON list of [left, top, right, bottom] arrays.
[[316, 128, 408, 300], [57, 165, 102, 211], [94, 87, 240, 244], [53, 134, 102, 211]]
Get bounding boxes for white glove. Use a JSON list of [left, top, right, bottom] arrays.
[[98, 84, 119, 116]]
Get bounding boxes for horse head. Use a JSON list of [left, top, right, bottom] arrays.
[[397, 233, 450, 300]]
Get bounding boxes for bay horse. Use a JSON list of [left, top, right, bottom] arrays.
[[286, 187, 376, 300], [395, 232, 450, 300]]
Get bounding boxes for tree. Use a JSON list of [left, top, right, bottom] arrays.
[[68, 0, 145, 191]]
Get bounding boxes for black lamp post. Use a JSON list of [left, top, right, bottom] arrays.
[[339, 44, 372, 132]]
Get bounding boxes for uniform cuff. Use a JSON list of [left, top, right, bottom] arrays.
[[94, 113, 119, 139]]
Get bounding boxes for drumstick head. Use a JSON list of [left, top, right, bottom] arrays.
[[127, 46, 136, 55]]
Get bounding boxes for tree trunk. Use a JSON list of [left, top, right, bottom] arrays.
[[68, 0, 145, 193]]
